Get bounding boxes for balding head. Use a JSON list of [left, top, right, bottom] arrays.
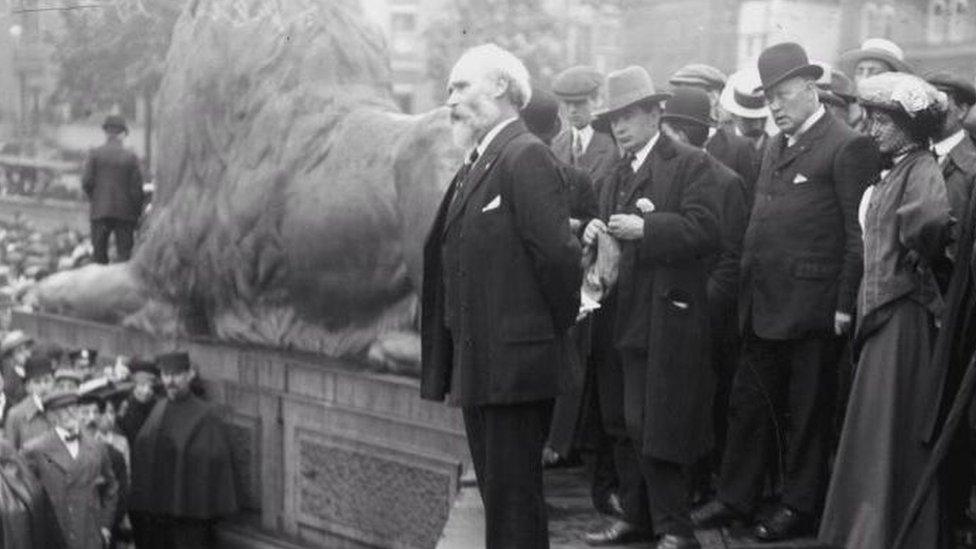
[[446, 44, 530, 149]]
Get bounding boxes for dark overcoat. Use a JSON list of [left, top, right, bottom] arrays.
[[420, 120, 582, 406], [600, 135, 723, 464], [740, 112, 880, 339], [23, 431, 118, 549], [707, 127, 759, 203], [81, 141, 145, 222], [5, 396, 53, 449], [552, 128, 619, 195], [942, 133, 976, 223], [705, 156, 748, 311]]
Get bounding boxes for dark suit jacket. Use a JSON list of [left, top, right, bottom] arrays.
[[82, 140, 145, 222], [561, 164, 599, 237], [421, 120, 582, 406], [23, 431, 118, 549], [598, 135, 723, 463], [705, 156, 748, 310], [741, 112, 880, 340], [943, 133, 976, 224], [707, 127, 759, 205], [552, 127, 619, 194]]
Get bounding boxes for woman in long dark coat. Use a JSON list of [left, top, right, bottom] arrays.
[[819, 72, 953, 549]]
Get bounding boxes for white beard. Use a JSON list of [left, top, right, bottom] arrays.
[[450, 96, 502, 150]]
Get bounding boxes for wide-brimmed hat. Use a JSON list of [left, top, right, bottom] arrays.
[[756, 42, 824, 92], [662, 87, 714, 128], [0, 330, 32, 356], [129, 356, 159, 378], [157, 351, 191, 373], [857, 72, 948, 117], [720, 68, 769, 119], [54, 368, 85, 384], [669, 64, 728, 91], [925, 71, 976, 106], [43, 390, 80, 412], [840, 38, 912, 75], [552, 65, 603, 100], [593, 66, 671, 122], [102, 114, 128, 134]]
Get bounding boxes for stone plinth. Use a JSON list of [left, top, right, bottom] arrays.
[[13, 311, 468, 549]]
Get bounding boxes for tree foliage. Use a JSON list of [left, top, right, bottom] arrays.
[[47, 0, 184, 119]]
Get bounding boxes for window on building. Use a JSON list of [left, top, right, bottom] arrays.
[[928, 0, 949, 43], [949, 0, 972, 42], [860, 2, 877, 40], [880, 5, 896, 38], [391, 12, 417, 33], [391, 11, 417, 54], [574, 24, 593, 65]]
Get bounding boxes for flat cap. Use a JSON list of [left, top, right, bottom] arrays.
[[926, 72, 976, 106], [669, 63, 727, 90], [43, 390, 80, 411], [129, 356, 159, 377], [552, 65, 603, 99], [157, 351, 191, 373]]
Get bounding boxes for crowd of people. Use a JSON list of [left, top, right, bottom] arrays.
[[0, 331, 238, 548], [420, 36, 976, 549]]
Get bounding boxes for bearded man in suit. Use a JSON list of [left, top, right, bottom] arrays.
[[420, 43, 582, 548], [693, 42, 880, 542]]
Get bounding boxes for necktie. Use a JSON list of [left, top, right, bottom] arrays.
[[572, 131, 583, 166], [451, 149, 480, 205], [63, 432, 79, 442]]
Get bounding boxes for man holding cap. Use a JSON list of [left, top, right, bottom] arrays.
[[23, 390, 119, 549], [671, 64, 759, 198], [582, 65, 721, 549], [693, 42, 880, 541], [81, 114, 146, 264], [129, 351, 238, 549], [551, 65, 619, 187], [5, 354, 55, 449]]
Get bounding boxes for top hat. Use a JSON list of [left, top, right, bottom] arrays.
[[840, 38, 912, 75], [23, 355, 53, 381], [925, 71, 976, 106], [720, 68, 769, 119], [669, 63, 728, 91], [662, 87, 714, 128], [102, 115, 128, 134], [756, 42, 824, 92], [593, 66, 671, 122], [0, 330, 32, 356], [521, 88, 562, 139], [157, 351, 191, 373], [552, 66, 603, 100]]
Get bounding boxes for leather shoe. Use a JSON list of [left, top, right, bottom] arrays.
[[655, 534, 701, 549], [594, 492, 625, 518], [753, 505, 809, 542], [690, 499, 745, 528], [584, 520, 652, 546]]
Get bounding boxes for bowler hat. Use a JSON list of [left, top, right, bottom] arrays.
[[756, 42, 824, 92], [102, 114, 128, 133], [157, 351, 191, 373], [593, 66, 671, 122], [926, 72, 976, 106], [521, 88, 562, 140], [662, 87, 714, 128], [840, 38, 912, 75], [23, 355, 53, 381], [720, 68, 769, 119], [43, 390, 79, 412], [669, 64, 728, 91], [129, 356, 159, 377], [552, 66, 603, 100]]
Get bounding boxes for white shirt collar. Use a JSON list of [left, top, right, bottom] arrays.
[[787, 104, 826, 146], [475, 116, 518, 159], [33, 393, 44, 412], [55, 426, 80, 458], [572, 125, 595, 152], [631, 132, 660, 173], [933, 129, 967, 159]]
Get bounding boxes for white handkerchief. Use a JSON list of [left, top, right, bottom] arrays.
[[793, 173, 809, 184], [482, 195, 501, 212]]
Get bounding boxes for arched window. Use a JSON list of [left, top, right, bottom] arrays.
[[928, 0, 949, 43]]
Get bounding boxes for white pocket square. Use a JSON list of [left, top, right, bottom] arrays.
[[793, 173, 809, 184], [482, 195, 501, 212]]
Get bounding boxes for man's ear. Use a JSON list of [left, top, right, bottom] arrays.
[[188, 369, 198, 381], [489, 74, 509, 100]]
